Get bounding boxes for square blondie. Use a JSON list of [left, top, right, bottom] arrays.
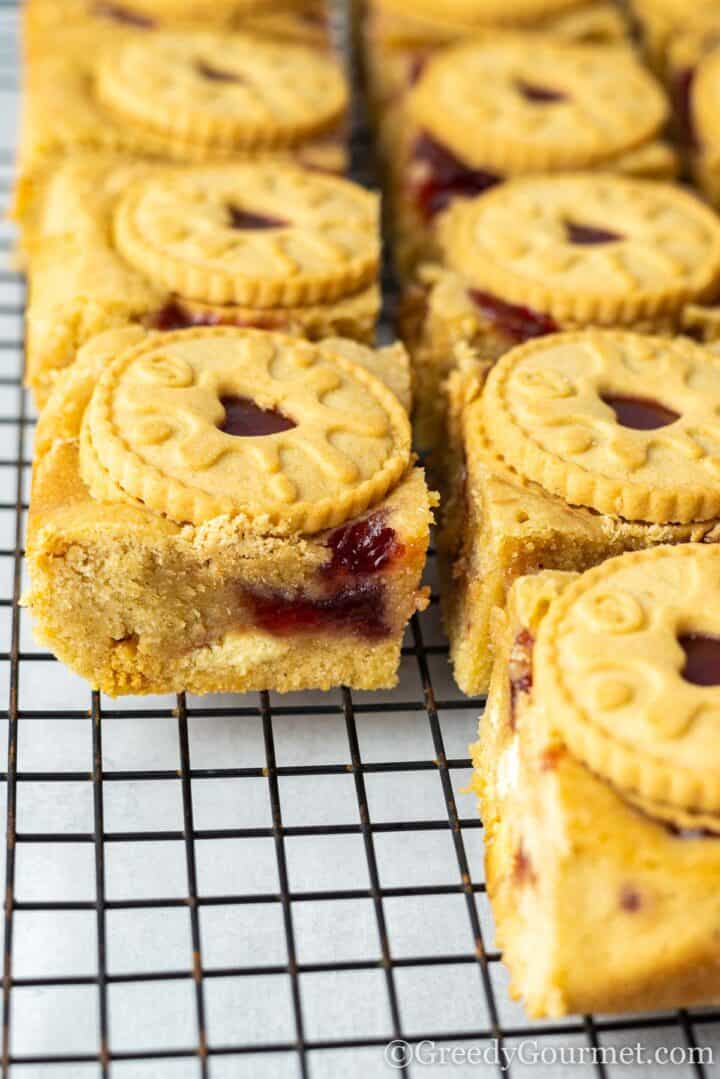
[[24, 154, 381, 405], [14, 22, 349, 239], [440, 331, 720, 696], [26, 325, 434, 696], [400, 175, 720, 447], [375, 35, 677, 280], [473, 551, 720, 1017]]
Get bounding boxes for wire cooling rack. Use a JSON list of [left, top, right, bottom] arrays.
[[2, 2, 720, 1076]]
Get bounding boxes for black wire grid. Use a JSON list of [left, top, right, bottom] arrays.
[[1, 2, 719, 1076]]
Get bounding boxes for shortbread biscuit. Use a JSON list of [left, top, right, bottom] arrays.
[[81, 327, 411, 531], [536, 544, 720, 819]]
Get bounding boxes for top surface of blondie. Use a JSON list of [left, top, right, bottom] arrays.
[[113, 163, 379, 308], [481, 330, 720, 525], [438, 175, 720, 325], [408, 37, 667, 173], [80, 327, 412, 532], [535, 543, 720, 820], [95, 31, 346, 151]]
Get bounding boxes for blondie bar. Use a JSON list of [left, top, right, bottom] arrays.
[[26, 325, 433, 696], [14, 25, 349, 236], [474, 547, 720, 1017], [402, 175, 720, 446], [378, 36, 676, 279], [24, 155, 381, 405], [441, 330, 720, 695]]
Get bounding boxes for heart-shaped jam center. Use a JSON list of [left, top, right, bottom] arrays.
[[516, 79, 567, 103], [679, 634, 720, 686], [196, 61, 244, 83], [566, 221, 623, 245], [603, 395, 680, 430], [219, 396, 296, 437], [227, 206, 288, 230]]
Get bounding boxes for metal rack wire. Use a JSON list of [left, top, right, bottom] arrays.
[[1, 1, 720, 1075]]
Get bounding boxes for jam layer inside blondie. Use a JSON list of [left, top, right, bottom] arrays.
[[149, 301, 279, 332], [410, 132, 501, 219], [248, 580, 390, 638], [324, 511, 404, 577], [468, 290, 558, 343]]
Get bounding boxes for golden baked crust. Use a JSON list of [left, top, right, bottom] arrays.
[[439, 346, 720, 695], [26, 326, 433, 696], [24, 155, 380, 405], [474, 568, 720, 1017]]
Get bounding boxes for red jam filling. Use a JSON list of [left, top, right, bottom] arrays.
[[196, 61, 244, 83], [408, 55, 429, 87], [515, 79, 567, 103], [94, 2, 155, 26], [619, 884, 642, 912], [149, 301, 280, 332], [409, 132, 502, 220], [243, 512, 405, 640], [508, 628, 534, 728], [511, 842, 537, 886], [679, 633, 720, 686], [469, 290, 558, 343], [674, 65, 698, 148], [323, 512, 404, 578], [566, 221, 623, 245], [247, 581, 390, 638], [227, 206, 288, 230], [219, 396, 296, 437], [603, 395, 680, 430]]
